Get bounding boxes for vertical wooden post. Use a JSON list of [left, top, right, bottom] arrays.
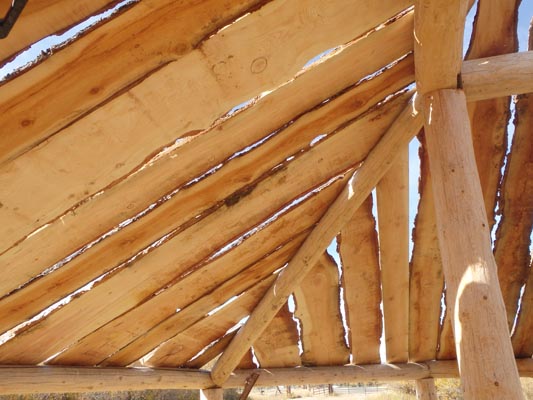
[[423, 89, 524, 399], [200, 388, 223, 400], [415, 378, 437, 400]]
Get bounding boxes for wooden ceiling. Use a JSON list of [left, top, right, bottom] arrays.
[[0, 0, 531, 389]]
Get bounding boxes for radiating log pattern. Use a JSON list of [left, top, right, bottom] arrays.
[[0, 52, 414, 334], [376, 148, 409, 363], [253, 304, 301, 368], [0, 91, 412, 365], [0, 13, 415, 304], [338, 196, 382, 365], [0, 0, 412, 258], [293, 253, 350, 366]]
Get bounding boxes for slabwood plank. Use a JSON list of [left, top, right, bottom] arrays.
[[0, 54, 415, 335], [0, 93, 411, 365], [0, 14, 415, 299], [408, 134, 443, 362], [253, 304, 301, 368], [424, 89, 523, 400], [50, 230, 307, 366], [96, 177, 352, 368], [376, 148, 409, 363], [338, 196, 382, 365], [0, 0, 412, 255], [183, 331, 237, 369], [211, 93, 423, 385], [438, 0, 520, 359], [0, 0, 268, 163], [506, 53, 533, 356], [0, 0, 115, 64], [293, 253, 350, 366], [145, 277, 275, 368]]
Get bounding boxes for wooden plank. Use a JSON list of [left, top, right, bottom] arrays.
[[97, 178, 350, 368], [50, 229, 308, 366], [0, 0, 268, 163], [512, 259, 533, 357], [338, 196, 382, 365], [0, 92, 411, 365], [293, 253, 350, 366], [423, 89, 523, 399], [253, 304, 301, 368], [408, 134, 444, 362], [413, 0, 469, 95], [145, 277, 275, 368], [0, 55, 415, 339], [236, 350, 256, 370], [0, 15, 415, 300], [495, 34, 533, 330], [376, 147, 409, 363], [438, 0, 520, 359], [415, 378, 437, 400], [210, 93, 423, 385], [0, 0, 115, 64], [183, 332, 237, 369], [462, 52, 533, 101], [0, 0, 412, 258]]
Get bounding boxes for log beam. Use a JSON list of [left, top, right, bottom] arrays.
[[462, 51, 533, 101], [415, 378, 437, 400], [422, 89, 524, 399], [1, 360, 533, 394], [210, 93, 423, 385]]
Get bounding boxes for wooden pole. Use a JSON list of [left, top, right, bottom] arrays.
[[0, 360, 532, 394], [210, 94, 423, 385], [415, 378, 437, 400], [462, 51, 533, 101], [422, 89, 524, 399], [200, 388, 223, 400]]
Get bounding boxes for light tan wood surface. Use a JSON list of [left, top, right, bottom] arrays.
[[338, 196, 382, 364], [0, 14, 415, 302], [253, 304, 301, 368], [423, 89, 524, 399], [210, 93, 423, 385], [200, 389, 223, 400], [293, 253, 350, 366], [376, 148, 409, 363]]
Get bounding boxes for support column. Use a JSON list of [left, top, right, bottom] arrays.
[[200, 388, 223, 400], [423, 89, 524, 399], [415, 378, 437, 400]]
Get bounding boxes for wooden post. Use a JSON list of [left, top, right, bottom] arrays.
[[415, 378, 437, 400], [422, 89, 524, 399], [200, 388, 223, 400]]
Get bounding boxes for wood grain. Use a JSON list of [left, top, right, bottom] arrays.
[[512, 259, 533, 357], [415, 378, 437, 400], [253, 304, 301, 368], [338, 196, 382, 365], [0, 14, 415, 301], [376, 148, 409, 363], [438, 0, 520, 359], [409, 134, 444, 362], [211, 93, 423, 385], [0, 92, 411, 365], [0, 53, 414, 336], [294, 253, 350, 366], [424, 89, 523, 400], [0, 0, 412, 257]]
